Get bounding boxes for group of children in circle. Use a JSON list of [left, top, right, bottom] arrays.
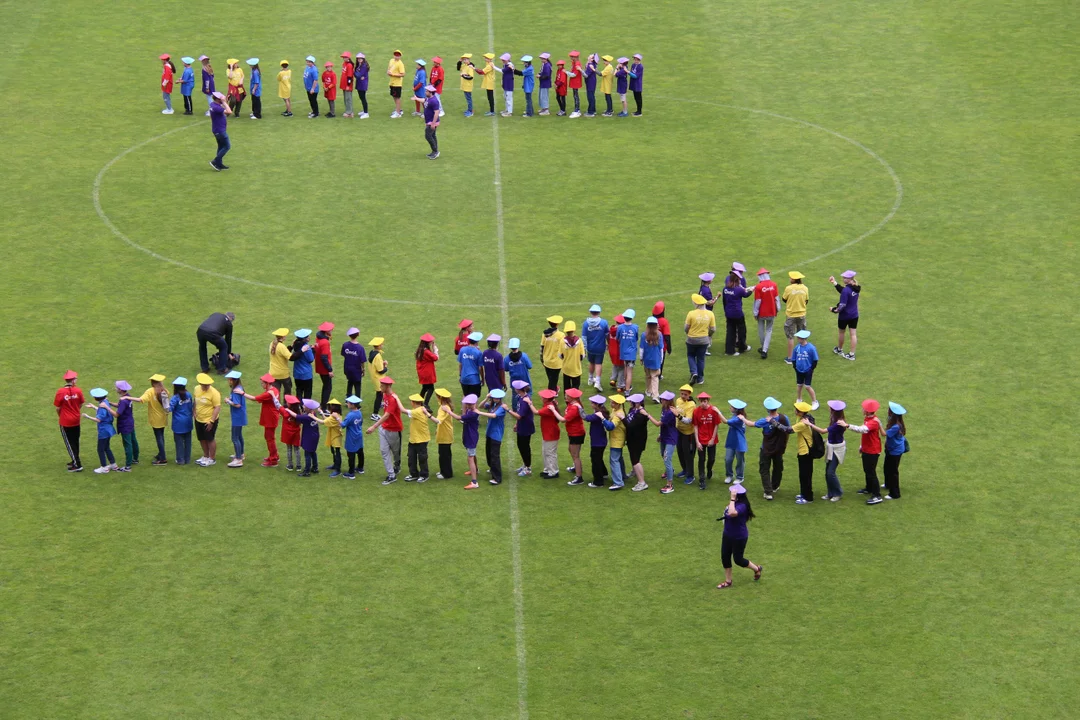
[[157, 50, 645, 120]]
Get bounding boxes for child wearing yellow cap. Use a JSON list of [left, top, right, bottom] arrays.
[[560, 321, 585, 390], [325, 400, 344, 476], [404, 394, 435, 482], [277, 61, 293, 116], [476, 52, 497, 116], [541, 315, 565, 391], [599, 55, 615, 116], [368, 338, 388, 420], [434, 388, 456, 478], [133, 375, 170, 465]]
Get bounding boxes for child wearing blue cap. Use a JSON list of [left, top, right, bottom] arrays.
[[483, 335, 506, 392], [341, 395, 365, 478], [291, 329, 315, 401], [458, 331, 485, 398], [723, 400, 755, 485], [505, 338, 533, 412], [167, 378, 194, 464], [83, 388, 118, 473], [792, 330, 819, 410], [513, 56, 535, 117], [616, 309, 640, 393], [479, 390, 508, 484], [179, 57, 196, 114], [224, 371, 247, 467], [582, 305, 608, 390], [883, 402, 908, 499]]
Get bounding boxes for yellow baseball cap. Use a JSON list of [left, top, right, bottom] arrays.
[[408, 393, 424, 403], [435, 388, 452, 398], [483, 52, 495, 59], [369, 337, 384, 345], [328, 398, 342, 406], [149, 373, 166, 382], [794, 401, 812, 412], [610, 394, 626, 404], [564, 320, 577, 332], [461, 53, 473, 59], [691, 293, 707, 305], [601, 55, 614, 62], [679, 384, 694, 393], [280, 60, 289, 66], [547, 315, 563, 324], [789, 270, 805, 280], [227, 58, 239, 65], [272, 327, 289, 337], [195, 373, 214, 385]]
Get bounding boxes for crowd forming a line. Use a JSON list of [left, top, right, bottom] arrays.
[[54, 264, 908, 506]]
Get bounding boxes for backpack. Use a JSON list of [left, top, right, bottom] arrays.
[[806, 413, 825, 459]]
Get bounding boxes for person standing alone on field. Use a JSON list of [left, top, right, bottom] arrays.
[[716, 483, 763, 589], [424, 84, 441, 159], [208, 92, 233, 170], [829, 270, 860, 360], [782, 271, 809, 364], [56, 370, 85, 471], [753, 268, 780, 359]]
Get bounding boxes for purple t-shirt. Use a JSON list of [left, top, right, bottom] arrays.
[[722, 285, 752, 319], [341, 341, 366, 379], [722, 501, 750, 540], [356, 62, 370, 91], [116, 397, 136, 434], [501, 64, 515, 91], [836, 283, 861, 320], [423, 94, 440, 123], [298, 413, 320, 452], [585, 412, 609, 448], [482, 349, 504, 390], [658, 408, 678, 445], [699, 284, 714, 308], [629, 63, 644, 92], [209, 101, 227, 134], [827, 422, 846, 445], [461, 410, 480, 449], [515, 401, 535, 436]]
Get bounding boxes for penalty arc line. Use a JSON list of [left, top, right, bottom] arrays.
[[486, 3, 529, 719]]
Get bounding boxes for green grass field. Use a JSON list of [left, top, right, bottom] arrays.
[[2, 0, 1079, 717]]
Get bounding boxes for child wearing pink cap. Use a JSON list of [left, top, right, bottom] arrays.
[[615, 57, 630, 117], [537, 53, 552, 115]]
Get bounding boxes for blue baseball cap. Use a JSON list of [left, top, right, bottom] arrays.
[[508, 337, 521, 349], [468, 331, 484, 342], [728, 398, 747, 409], [888, 402, 907, 415], [346, 395, 362, 404], [173, 376, 188, 386], [90, 387, 108, 399], [623, 308, 636, 320], [489, 389, 506, 399], [295, 328, 312, 339], [589, 304, 602, 313], [763, 396, 782, 410], [794, 329, 811, 339], [225, 370, 242, 379]]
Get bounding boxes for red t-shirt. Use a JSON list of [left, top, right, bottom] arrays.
[[381, 393, 404, 432], [322, 70, 338, 100], [608, 327, 623, 366], [656, 317, 672, 351], [162, 64, 174, 93], [754, 280, 779, 318], [569, 62, 583, 89], [555, 69, 568, 95], [564, 402, 585, 436], [416, 349, 438, 385], [538, 403, 561, 441], [454, 335, 469, 355], [314, 337, 333, 375], [280, 410, 301, 445], [340, 61, 355, 91], [859, 416, 882, 454], [430, 65, 444, 92], [54, 385, 85, 427], [255, 388, 280, 428], [693, 405, 723, 445]]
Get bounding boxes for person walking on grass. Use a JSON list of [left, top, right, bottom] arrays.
[[693, 392, 722, 489], [207, 90, 234, 170], [844, 398, 885, 505], [753, 267, 780, 359], [883, 402, 908, 500], [321, 61, 338, 117], [167, 378, 194, 465], [640, 316, 664, 402], [458, 331, 484, 397], [616, 309, 640, 393], [114, 381, 138, 471], [583, 395, 609, 487], [792, 329, 820, 410], [458, 53, 475, 116], [355, 53, 371, 118], [247, 58, 262, 119], [782, 270, 809, 363], [244, 373, 281, 467], [560, 322, 585, 390], [277, 60, 293, 116], [434, 388, 455, 479], [723, 272, 754, 356], [685, 294, 716, 385], [403, 393, 434, 483], [415, 333, 440, 410], [562, 387, 587, 485], [303, 56, 320, 117], [366, 377, 403, 484], [179, 56, 195, 115], [829, 270, 861, 360], [716, 483, 763, 589], [823, 399, 847, 501], [160, 54, 176, 114], [56, 370, 85, 472], [582, 304, 608, 390], [675, 384, 697, 485], [629, 53, 644, 116], [339, 52, 355, 117], [540, 315, 565, 391], [657, 390, 678, 494], [193, 373, 221, 467], [454, 318, 474, 356], [84, 388, 118, 474], [507, 381, 535, 476], [341, 395, 366, 478]]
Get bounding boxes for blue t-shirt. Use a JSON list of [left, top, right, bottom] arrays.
[[885, 424, 905, 456], [294, 344, 315, 381], [725, 416, 748, 452], [250, 68, 261, 97], [229, 389, 247, 427], [170, 394, 194, 434], [486, 405, 507, 441], [483, 349, 504, 390], [793, 342, 819, 373], [582, 316, 609, 354], [640, 336, 664, 370], [458, 345, 483, 385], [180, 67, 195, 95], [342, 410, 365, 452], [616, 323, 639, 361], [414, 67, 427, 97], [461, 410, 480, 449], [506, 352, 532, 384], [303, 64, 319, 92], [96, 402, 116, 440]]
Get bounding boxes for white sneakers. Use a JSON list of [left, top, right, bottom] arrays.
[[195, 457, 217, 467], [94, 466, 110, 474], [227, 459, 243, 468], [569, 111, 581, 118], [359, 112, 369, 119], [162, 108, 174, 114]]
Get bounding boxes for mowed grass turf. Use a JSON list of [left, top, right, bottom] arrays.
[[1, 0, 1078, 717]]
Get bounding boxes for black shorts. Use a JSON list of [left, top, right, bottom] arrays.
[[568, 434, 585, 446], [838, 317, 859, 330], [195, 420, 219, 441], [795, 369, 814, 386], [389, 86, 402, 98]]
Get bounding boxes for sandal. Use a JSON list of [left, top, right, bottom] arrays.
[[754, 565, 763, 581], [716, 581, 733, 589]]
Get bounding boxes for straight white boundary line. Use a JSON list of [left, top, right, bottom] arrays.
[[486, 4, 529, 718]]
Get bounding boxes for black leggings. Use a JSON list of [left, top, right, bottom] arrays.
[[633, 90, 642, 114], [373, 390, 383, 415], [725, 317, 748, 354], [346, 377, 363, 399], [721, 535, 749, 569], [307, 91, 319, 115], [486, 438, 502, 482], [295, 378, 313, 401], [420, 384, 434, 410], [517, 434, 532, 468], [590, 445, 607, 484], [438, 443, 454, 478], [347, 449, 365, 473], [798, 454, 814, 501], [319, 374, 332, 407], [697, 444, 717, 480], [556, 94, 566, 112], [563, 374, 580, 391], [486, 89, 495, 112], [545, 366, 561, 391], [330, 446, 341, 470], [274, 378, 293, 402], [183, 94, 193, 113], [677, 433, 695, 476], [61, 425, 81, 467], [251, 95, 261, 118], [358, 90, 368, 112], [862, 452, 881, 497], [884, 453, 902, 498]]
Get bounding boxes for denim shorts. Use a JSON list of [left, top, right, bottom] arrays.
[[466, 447, 477, 457], [587, 352, 604, 364]]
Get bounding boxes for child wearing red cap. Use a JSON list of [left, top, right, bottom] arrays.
[[429, 56, 445, 116], [843, 399, 885, 504], [692, 393, 723, 489], [415, 333, 440, 410], [554, 60, 568, 116], [160, 54, 176, 114], [245, 374, 281, 466], [567, 51, 583, 118], [322, 62, 338, 117], [55, 370, 85, 471], [280, 396, 302, 470], [652, 301, 672, 378], [340, 52, 355, 117], [607, 315, 625, 390], [537, 389, 562, 478]]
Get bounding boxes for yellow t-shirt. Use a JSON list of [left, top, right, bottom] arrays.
[[229, 67, 245, 88], [388, 59, 405, 87], [277, 69, 292, 98], [792, 419, 813, 455], [436, 405, 455, 444], [193, 385, 221, 424], [541, 331, 565, 369], [324, 414, 343, 448], [600, 64, 614, 93], [138, 387, 168, 429], [369, 351, 387, 388], [608, 413, 626, 449], [684, 309, 716, 338], [783, 283, 809, 318], [480, 61, 496, 90], [269, 340, 291, 379], [460, 63, 474, 92], [407, 409, 431, 443], [674, 397, 697, 435], [560, 339, 585, 377]]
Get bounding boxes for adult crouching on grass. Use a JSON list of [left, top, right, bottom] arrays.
[[716, 482, 763, 589], [197, 311, 234, 374]]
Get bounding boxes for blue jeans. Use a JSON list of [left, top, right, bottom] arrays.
[[539, 87, 549, 110], [213, 132, 230, 167], [304, 449, 318, 472], [163, 91, 172, 110], [661, 443, 675, 482], [97, 437, 116, 467], [524, 92, 534, 115], [605, 93, 613, 114], [464, 91, 472, 113], [724, 447, 745, 481], [153, 426, 166, 461], [586, 89, 596, 114], [573, 88, 580, 112], [174, 431, 192, 464], [686, 342, 708, 379], [609, 447, 624, 487], [232, 425, 245, 458], [825, 456, 843, 497]]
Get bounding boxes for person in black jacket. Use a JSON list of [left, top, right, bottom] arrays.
[[754, 396, 791, 500], [197, 312, 235, 374]]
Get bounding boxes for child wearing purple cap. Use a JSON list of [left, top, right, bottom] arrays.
[[483, 336, 506, 392], [615, 58, 629, 117], [583, 396, 609, 487], [717, 484, 762, 588], [506, 382, 535, 476], [722, 272, 754, 356], [458, 396, 481, 488], [495, 54, 515, 116], [285, 399, 325, 476], [629, 54, 643, 116], [341, 329, 366, 401], [829, 270, 861, 360], [583, 54, 598, 117], [537, 53, 552, 115], [115, 381, 139, 471], [823, 400, 847, 500], [658, 391, 678, 493]]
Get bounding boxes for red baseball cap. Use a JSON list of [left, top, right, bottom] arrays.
[[568, 50, 580, 57], [614, 314, 625, 323], [260, 373, 275, 383], [420, 333, 435, 342], [458, 318, 473, 329], [757, 267, 770, 275], [565, 388, 583, 398], [318, 321, 334, 332], [284, 395, 299, 404], [697, 392, 711, 400], [432, 56, 442, 63], [63, 370, 78, 381], [380, 377, 395, 385], [538, 389, 558, 399], [862, 399, 880, 413]]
